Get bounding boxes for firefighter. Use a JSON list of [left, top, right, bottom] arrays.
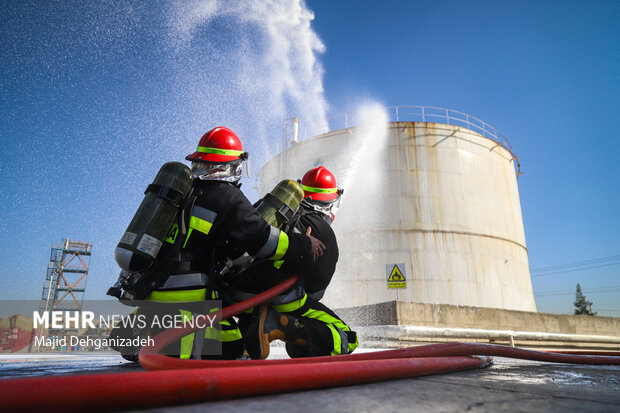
[[113, 127, 325, 360], [243, 166, 359, 359]]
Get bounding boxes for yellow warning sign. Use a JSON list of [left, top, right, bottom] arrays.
[[387, 264, 407, 289]]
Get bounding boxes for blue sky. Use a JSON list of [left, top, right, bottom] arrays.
[[1, 1, 618, 316]]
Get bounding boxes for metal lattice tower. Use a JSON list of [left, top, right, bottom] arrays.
[[41, 239, 92, 313]]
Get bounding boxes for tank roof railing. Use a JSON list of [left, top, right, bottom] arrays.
[[393, 106, 513, 150], [321, 105, 513, 151], [287, 105, 521, 178]]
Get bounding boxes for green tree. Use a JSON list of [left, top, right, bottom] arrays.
[[573, 283, 597, 315]]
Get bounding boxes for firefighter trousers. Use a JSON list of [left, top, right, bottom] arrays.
[[271, 293, 359, 357]]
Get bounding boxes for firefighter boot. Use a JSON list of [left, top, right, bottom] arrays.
[[244, 304, 308, 360]]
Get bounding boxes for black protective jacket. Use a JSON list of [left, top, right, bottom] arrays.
[[292, 209, 338, 299], [234, 203, 338, 299], [180, 180, 311, 274]]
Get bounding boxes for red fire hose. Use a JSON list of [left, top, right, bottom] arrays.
[[1, 276, 618, 412]]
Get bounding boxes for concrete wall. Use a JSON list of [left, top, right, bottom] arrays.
[[337, 301, 620, 337]]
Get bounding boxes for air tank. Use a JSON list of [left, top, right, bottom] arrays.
[[114, 162, 193, 272], [260, 111, 536, 312], [256, 179, 305, 228]]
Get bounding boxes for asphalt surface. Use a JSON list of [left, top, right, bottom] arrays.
[[1, 349, 618, 412]]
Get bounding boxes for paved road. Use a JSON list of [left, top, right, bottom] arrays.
[[135, 357, 620, 413], [1, 350, 618, 412]]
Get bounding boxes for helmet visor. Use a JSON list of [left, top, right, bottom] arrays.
[[302, 193, 341, 215], [191, 160, 243, 182]]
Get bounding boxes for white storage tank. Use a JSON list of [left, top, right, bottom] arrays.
[[259, 107, 536, 312]]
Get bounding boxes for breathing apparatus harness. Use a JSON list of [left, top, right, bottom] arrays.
[[108, 181, 233, 302], [215, 180, 317, 301], [108, 174, 311, 305]]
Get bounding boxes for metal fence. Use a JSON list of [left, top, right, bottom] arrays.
[[322, 105, 513, 151], [283, 105, 521, 177]]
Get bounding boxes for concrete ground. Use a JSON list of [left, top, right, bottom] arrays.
[[1, 349, 618, 412]]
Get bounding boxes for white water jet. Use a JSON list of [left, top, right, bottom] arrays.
[[326, 102, 391, 303], [165, 0, 329, 177], [334, 102, 390, 231]]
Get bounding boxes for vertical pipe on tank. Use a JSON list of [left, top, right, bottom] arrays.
[[292, 117, 299, 144]]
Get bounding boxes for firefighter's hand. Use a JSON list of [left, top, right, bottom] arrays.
[[306, 226, 325, 262]]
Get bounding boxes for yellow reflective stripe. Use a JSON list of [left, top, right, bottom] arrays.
[[272, 293, 307, 313], [301, 184, 337, 194], [197, 146, 243, 156], [222, 328, 242, 342], [299, 307, 356, 354], [182, 215, 213, 248], [326, 324, 342, 356], [189, 216, 212, 236], [270, 230, 289, 261], [299, 308, 351, 333], [273, 260, 284, 269], [179, 310, 193, 359], [204, 328, 218, 340], [180, 333, 194, 358], [348, 332, 359, 353], [182, 228, 193, 248], [205, 308, 243, 341], [145, 288, 207, 302], [204, 327, 243, 342]]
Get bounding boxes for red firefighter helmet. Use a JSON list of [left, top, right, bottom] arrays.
[[300, 166, 342, 202], [185, 127, 248, 164]]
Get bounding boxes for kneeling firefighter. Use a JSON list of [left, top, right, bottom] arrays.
[[237, 166, 359, 359], [108, 126, 325, 360]]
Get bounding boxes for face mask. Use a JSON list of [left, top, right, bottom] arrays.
[[301, 196, 342, 222], [192, 161, 243, 183]]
